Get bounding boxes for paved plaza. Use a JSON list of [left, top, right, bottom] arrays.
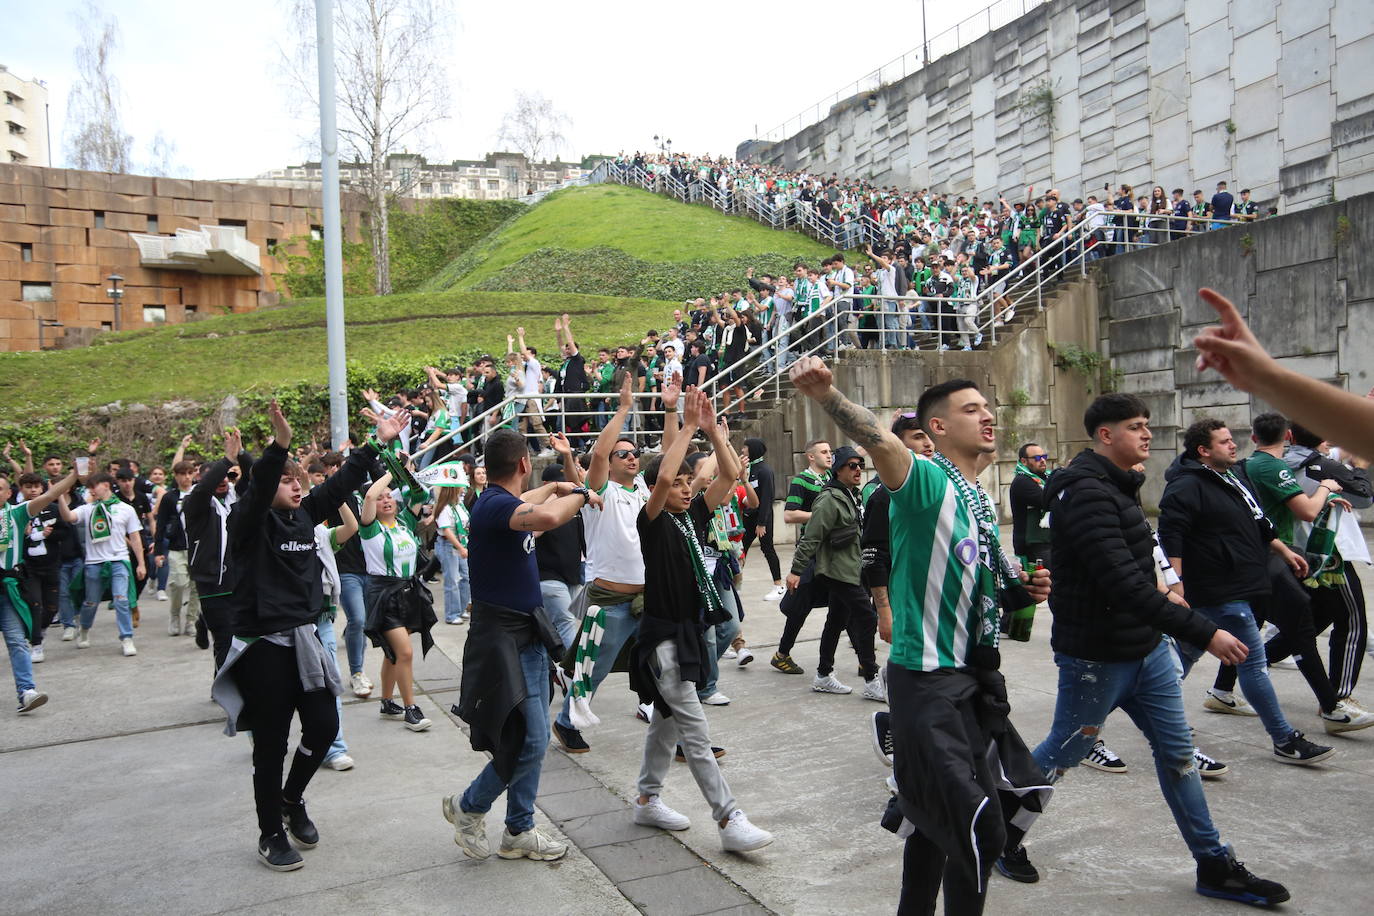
[[5, 527, 1372, 915]]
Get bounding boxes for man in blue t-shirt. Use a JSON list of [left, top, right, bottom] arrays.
[[443, 429, 595, 864], [1210, 181, 1234, 229]]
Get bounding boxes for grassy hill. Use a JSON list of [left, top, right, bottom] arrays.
[[424, 183, 835, 296]]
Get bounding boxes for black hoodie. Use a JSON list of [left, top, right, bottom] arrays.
[[1043, 449, 1217, 661], [1158, 454, 1277, 608]]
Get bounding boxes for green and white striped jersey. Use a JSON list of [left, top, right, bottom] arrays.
[[360, 518, 419, 578], [887, 453, 995, 672], [0, 503, 31, 571]]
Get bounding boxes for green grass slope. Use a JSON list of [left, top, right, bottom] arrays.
[[0, 290, 671, 421], [423, 183, 834, 292]]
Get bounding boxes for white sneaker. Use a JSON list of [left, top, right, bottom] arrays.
[[812, 674, 852, 695], [636, 703, 654, 724], [76, 628, 90, 649], [1342, 695, 1371, 714], [763, 585, 786, 602], [719, 809, 773, 852], [736, 647, 755, 667], [442, 795, 489, 859], [701, 691, 731, 706], [862, 677, 887, 703], [323, 753, 355, 771], [156, 590, 168, 601], [350, 672, 373, 698], [498, 825, 567, 861], [721, 648, 738, 659], [633, 795, 691, 830], [121, 638, 137, 657], [1203, 688, 1258, 717], [18, 688, 48, 714], [1322, 700, 1374, 734], [61, 627, 76, 642], [29, 644, 44, 664], [167, 620, 180, 636]]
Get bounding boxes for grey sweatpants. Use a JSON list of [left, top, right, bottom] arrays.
[[637, 641, 737, 822]]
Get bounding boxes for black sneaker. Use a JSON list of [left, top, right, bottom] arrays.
[[404, 705, 432, 732], [552, 721, 590, 754], [258, 831, 305, 871], [379, 698, 404, 719], [1273, 731, 1336, 766], [770, 652, 805, 674], [1196, 848, 1290, 906], [871, 710, 894, 767], [675, 744, 726, 761], [995, 845, 1039, 884], [194, 617, 209, 650], [281, 798, 319, 849]]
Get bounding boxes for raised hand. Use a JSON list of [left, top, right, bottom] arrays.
[[267, 399, 292, 450], [361, 387, 380, 403], [18, 439, 30, 456], [224, 426, 243, 460], [549, 431, 572, 456], [516, 326, 525, 337], [1192, 288, 1274, 393], [87, 437, 101, 454], [661, 371, 683, 410], [180, 434, 194, 448], [374, 410, 407, 444], [681, 388, 704, 430], [617, 371, 633, 411], [788, 355, 834, 400], [359, 407, 382, 425], [561, 313, 571, 326]]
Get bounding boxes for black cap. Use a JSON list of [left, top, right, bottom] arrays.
[[540, 464, 565, 483], [832, 446, 863, 468]]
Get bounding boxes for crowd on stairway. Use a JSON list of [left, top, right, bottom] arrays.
[[5, 283, 1374, 910]]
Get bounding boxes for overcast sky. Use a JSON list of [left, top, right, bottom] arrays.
[[7, 0, 974, 180]]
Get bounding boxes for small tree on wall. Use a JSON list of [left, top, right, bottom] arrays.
[[1016, 78, 1056, 133]]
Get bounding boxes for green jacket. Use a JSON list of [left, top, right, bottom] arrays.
[[791, 484, 862, 585]]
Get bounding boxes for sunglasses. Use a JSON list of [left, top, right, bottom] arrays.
[[842, 461, 866, 470], [612, 449, 640, 459], [1027, 455, 1048, 462]]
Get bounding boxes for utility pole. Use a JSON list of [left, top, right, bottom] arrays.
[[316, 0, 350, 449], [921, 0, 930, 66]]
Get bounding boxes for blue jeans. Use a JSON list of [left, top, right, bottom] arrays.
[[1032, 638, 1226, 860], [338, 572, 368, 677], [437, 540, 470, 623], [541, 579, 576, 650], [58, 557, 82, 628], [699, 586, 742, 700], [1176, 600, 1294, 745], [881, 307, 902, 348], [2, 589, 36, 701], [316, 610, 349, 761], [460, 642, 550, 833], [80, 561, 132, 639], [556, 598, 636, 730]]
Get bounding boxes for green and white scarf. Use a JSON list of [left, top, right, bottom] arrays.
[[670, 509, 723, 622], [89, 497, 120, 542], [1013, 462, 1045, 485], [931, 451, 1017, 650], [568, 604, 607, 729]]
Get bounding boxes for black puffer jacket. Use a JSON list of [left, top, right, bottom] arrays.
[[1043, 449, 1217, 661], [1158, 454, 1276, 608]]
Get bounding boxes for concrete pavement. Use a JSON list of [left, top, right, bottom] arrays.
[[5, 530, 1374, 915]]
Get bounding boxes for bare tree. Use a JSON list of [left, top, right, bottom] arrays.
[[497, 91, 571, 194], [283, 0, 452, 296], [63, 2, 133, 173], [144, 132, 188, 178]]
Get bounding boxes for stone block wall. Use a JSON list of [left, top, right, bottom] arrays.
[[746, 0, 1373, 212]]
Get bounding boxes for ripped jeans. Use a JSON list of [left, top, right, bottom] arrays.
[[1031, 638, 1226, 860]]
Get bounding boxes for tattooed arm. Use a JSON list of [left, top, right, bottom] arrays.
[[788, 356, 912, 490], [507, 489, 589, 532]]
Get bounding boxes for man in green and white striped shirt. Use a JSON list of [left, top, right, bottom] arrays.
[[788, 358, 1051, 913]]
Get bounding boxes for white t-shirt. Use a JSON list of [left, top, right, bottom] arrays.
[[72, 501, 142, 564], [583, 476, 650, 585], [876, 265, 898, 297], [522, 356, 542, 397]]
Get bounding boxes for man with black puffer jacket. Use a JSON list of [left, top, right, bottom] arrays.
[[1031, 393, 1292, 908], [1158, 419, 1335, 767], [183, 429, 252, 673]]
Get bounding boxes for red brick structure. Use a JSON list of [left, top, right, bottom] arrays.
[[0, 164, 365, 351]]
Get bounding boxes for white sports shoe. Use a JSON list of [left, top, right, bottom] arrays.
[[812, 674, 852, 695], [323, 753, 355, 771], [156, 590, 168, 602], [350, 672, 373, 698], [862, 677, 887, 703], [442, 795, 490, 859], [736, 647, 755, 666], [763, 585, 786, 602], [498, 825, 567, 861], [76, 628, 90, 649], [61, 627, 76, 642], [1203, 688, 1258, 717], [701, 692, 731, 706], [1322, 700, 1374, 734], [633, 795, 691, 830], [18, 688, 48, 714], [29, 644, 44, 664], [121, 638, 137, 657], [636, 703, 654, 723], [719, 809, 773, 852], [721, 648, 738, 659]]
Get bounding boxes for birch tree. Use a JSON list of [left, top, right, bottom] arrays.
[[497, 91, 571, 194], [63, 2, 133, 173]]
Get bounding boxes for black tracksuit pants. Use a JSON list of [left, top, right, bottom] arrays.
[[741, 513, 781, 582]]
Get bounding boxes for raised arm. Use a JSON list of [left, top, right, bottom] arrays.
[[360, 472, 392, 527], [660, 371, 682, 453], [22, 470, 78, 518], [586, 373, 633, 492], [788, 356, 911, 490], [548, 432, 583, 487], [333, 501, 360, 546], [172, 433, 193, 469], [645, 389, 703, 521], [701, 404, 739, 509]]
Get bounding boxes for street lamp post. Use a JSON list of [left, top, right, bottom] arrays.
[[106, 274, 124, 331], [653, 134, 672, 156]]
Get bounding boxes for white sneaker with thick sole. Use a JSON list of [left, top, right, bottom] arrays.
[[498, 825, 567, 861], [323, 754, 355, 771], [156, 590, 168, 602], [1322, 700, 1374, 734], [76, 629, 90, 649], [120, 638, 137, 657], [812, 674, 852, 695], [862, 677, 887, 703], [633, 795, 691, 830], [719, 809, 773, 852], [61, 627, 76, 641], [442, 795, 489, 859], [721, 648, 738, 659], [350, 672, 373, 698], [18, 688, 48, 714], [30, 644, 44, 664], [736, 647, 755, 666], [701, 692, 731, 706], [763, 585, 786, 602], [1203, 688, 1258, 717]]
